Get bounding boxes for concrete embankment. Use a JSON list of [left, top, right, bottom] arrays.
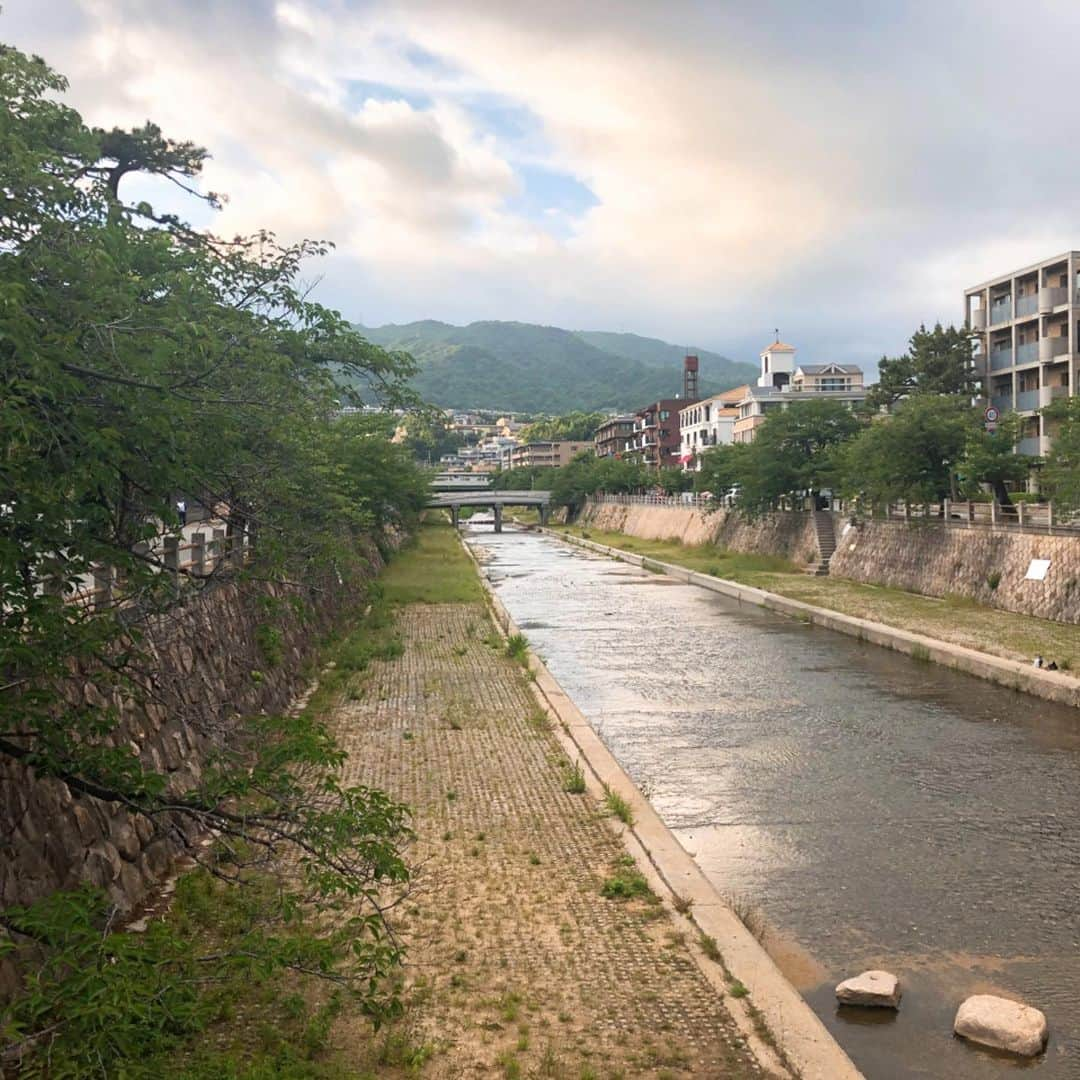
[[467, 537, 864, 1080], [544, 527, 1080, 709]]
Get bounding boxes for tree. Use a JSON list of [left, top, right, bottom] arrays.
[[734, 400, 861, 513], [957, 411, 1033, 507], [866, 323, 979, 410], [519, 411, 607, 443], [694, 443, 752, 498], [837, 396, 970, 507], [0, 43, 427, 1066], [398, 411, 463, 463], [1040, 397, 1080, 514]]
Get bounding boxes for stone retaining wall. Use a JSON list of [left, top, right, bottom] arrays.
[[578, 501, 819, 565], [580, 501, 1080, 623], [0, 547, 382, 997], [829, 518, 1080, 622]]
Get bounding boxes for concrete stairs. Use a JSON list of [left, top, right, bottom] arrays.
[[808, 511, 836, 576]]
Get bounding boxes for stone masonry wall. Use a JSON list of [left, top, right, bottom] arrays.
[[579, 500, 1080, 623], [0, 547, 381, 996], [829, 517, 1080, 622], [578, 502, 820, 566]]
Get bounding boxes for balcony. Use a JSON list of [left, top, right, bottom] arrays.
[[1039, 285, 1067, 312], [989, 346, 1013, 371], [1039, 336, 1070, 361], [1016, 388, 1039, 411], [990, 394, 1012, 414], [970, 308, 987, 330], [1015, 294, 1038, 318], [1039, 385, 1069, 408], [1016, 340, 1038, 364], [988, 301, 1012, 325]]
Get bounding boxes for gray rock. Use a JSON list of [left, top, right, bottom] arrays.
[[835, 970, 901, 1008], [954, 994, 1048, 1057]]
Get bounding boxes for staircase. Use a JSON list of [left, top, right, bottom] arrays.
[[809, 511, 836, 576]]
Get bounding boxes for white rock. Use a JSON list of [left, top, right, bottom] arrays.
[[835, 970, 901, 1008], [954, 994, 1048, 1057]]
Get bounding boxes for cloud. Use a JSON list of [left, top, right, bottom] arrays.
[[5, 0, 1080, 368]]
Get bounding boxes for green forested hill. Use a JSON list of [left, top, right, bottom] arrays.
[[356, 320, 755, 412]]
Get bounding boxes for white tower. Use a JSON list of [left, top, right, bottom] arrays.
[[758, 339, 796, 390]]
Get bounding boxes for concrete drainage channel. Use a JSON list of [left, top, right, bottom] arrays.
[[461, 533, 863, 1080], [538, 527, 1080, 709]]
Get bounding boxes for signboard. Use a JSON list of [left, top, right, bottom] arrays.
[[984, 405, 1000, 423], [1025, 559, 1051, 581]]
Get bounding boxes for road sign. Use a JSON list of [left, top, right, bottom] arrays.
[[984, 405, 1000, 423]]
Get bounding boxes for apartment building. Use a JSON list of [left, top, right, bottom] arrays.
[[732, 341, 867, 443], [624, 399, 689, 469], [594, 415, 637, 458], [506, 441, 593, 469], [677, 387, 746, 469], [965, 251, 1079, 457]]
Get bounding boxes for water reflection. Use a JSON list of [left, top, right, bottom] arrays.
[[467, 527, 1080, 1080]]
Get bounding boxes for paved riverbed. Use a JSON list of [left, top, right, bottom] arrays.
[[467, 526, 1080, 1079]]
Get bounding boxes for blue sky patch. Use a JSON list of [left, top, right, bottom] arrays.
[[506, 164, 599, 232]]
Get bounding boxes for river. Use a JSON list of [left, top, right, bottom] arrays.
[[465, 525, 1080, 1079]]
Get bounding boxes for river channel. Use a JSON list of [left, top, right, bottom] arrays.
[[465, 525, 1080, 1080]]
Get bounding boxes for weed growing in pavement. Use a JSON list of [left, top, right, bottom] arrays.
[[603, 786, 634, 826], [600, 857, 654, 902], [505, 633, 530, 665], [563, 761, 587, 794], [721, 891, 768, 943], [672, 892, 694, 915], [698, 932, 722, 963], [728, 979, 749, 999]]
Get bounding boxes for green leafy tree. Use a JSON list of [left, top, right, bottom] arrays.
[[866, 323, 979, 410], [693, 443, 753, 497], [398, 411, 464, 463], [1040, 397, 1080, 514], [735, 400, 861, 513], [957, 411, 1033, 506], [837, 396, 970, 507], [519, 411, 607, 443], [0, 43, 426, 1067]]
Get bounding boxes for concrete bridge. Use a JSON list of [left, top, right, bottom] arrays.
[[427, 490, 552, 532]]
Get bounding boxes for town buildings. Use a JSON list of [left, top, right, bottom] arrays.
[[732, 342, 867, 443], [677, 387, 745, 469], [622, 355, 701, 469], [506, 441, 593, 469], [965, 251, 1078, 457], [594, 415, 637, 458]]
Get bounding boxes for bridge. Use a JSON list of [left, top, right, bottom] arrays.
[[427, 490, 552, 532], [431, 473, 493, 492]]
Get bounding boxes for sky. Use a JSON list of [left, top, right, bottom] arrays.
[[7, 0, 1080, 369]]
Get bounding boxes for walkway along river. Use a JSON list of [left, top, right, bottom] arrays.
[[465, 525, 1080, 1080]]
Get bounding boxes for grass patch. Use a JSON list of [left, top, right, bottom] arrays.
[[380, 521, 484, 605], [603, 786, 634, 826], [600, 856, 654, 902], [504, 633, 530, 665], [563, 760, 587, 794]]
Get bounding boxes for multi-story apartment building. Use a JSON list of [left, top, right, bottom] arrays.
[[594, 415, 637, 458], [732, 341, 866, 443], [677, 387, 746, 469], [625, 399, 689, 469], [506, 441, 593, 469], [965, 251, 1078, 457]]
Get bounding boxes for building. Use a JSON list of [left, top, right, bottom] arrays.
[[677, 387, 746, 470], [732, 341, 867, 443], [965, 251, 1078, 457], [506, 441, 593, 469], [594, 415, 637, 458], [624, 355, 701, 469]]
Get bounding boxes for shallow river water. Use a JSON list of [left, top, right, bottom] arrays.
[[466, 526, 1080, 1080]]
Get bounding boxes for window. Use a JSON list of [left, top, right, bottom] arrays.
[[659, 410, 670, 421]]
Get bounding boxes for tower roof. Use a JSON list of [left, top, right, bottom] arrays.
[[762, 341, 796, 353]]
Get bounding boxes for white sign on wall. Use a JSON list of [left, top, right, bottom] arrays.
[[1025, 559, 1051, 581]]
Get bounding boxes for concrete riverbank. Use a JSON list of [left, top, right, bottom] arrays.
[[540, 526, 1080, 708]]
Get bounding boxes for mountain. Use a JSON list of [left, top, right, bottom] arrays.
[[356, 319, 756, 413]]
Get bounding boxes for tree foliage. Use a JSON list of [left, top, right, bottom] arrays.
[[518, 411, 606, 443], [1040, 397, 1080, 514], [0, 42, 427, 1066], [866, 323, 979, 410]]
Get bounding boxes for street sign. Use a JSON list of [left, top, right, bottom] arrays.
[[984, 405, 1000, 423]]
